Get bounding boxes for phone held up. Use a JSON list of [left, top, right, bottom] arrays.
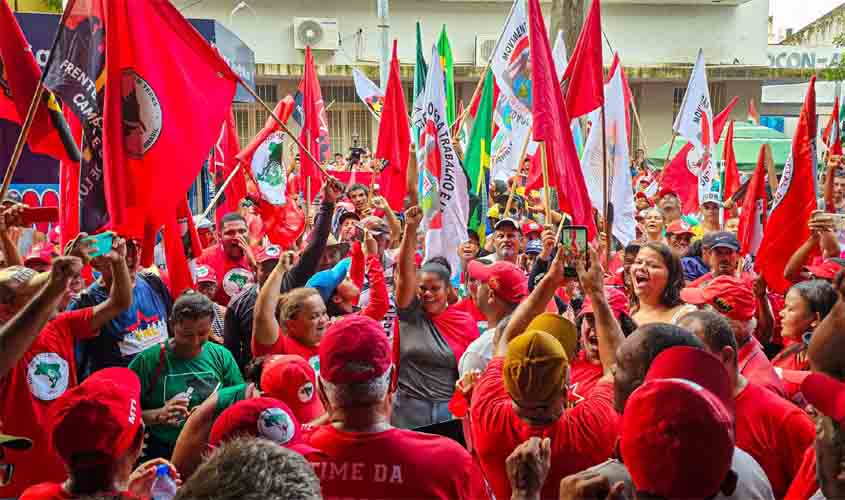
[[559, 225, 588, 278], [85, 232, 114, 258]]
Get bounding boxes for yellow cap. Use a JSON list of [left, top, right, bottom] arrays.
[[524, 313, 578, 360], [504, 330, 568, 404]]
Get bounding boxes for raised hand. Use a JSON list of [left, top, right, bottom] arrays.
[[404, 206, 423, 227]]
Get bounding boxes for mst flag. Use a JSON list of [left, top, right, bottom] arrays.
[[757, 76, 818, 294], [375, 41, 410, 212], [416, 45, 469, 279], [0, 0, 79, 163], [298, 47, 329, 201], [210, 110, 246, 227], [528, 0, 596, 238], [562, 0, 604, 119], [352, 67, 385, 120], [43, 0, 108, 234], [737, 146, 768, 258], [823, 95, 842, 156]]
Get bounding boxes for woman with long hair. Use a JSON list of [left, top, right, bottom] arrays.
[[630, 242, 695, 325]]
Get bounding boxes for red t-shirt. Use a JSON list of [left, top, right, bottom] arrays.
[[784, 446, 818, 500], [195, 244, 255, 306], [772, 341, 810, 401], [20, 482, 139, 500], [568, 355, 603, 406], [738, 337, 786, 398], [452, 298, 485, 326], [306, 425, 486, 500], [252, 331, 320, 374], [0, 309, 95, 498], [471, 358, 618, 500], [735, 382, 816, 498]]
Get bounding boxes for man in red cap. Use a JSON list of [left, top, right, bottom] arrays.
[[678, 310, 815, 498], [194, 212, 257, 306], [0, 239, 132, 498], [22, 242, 57, 273], [195, 265, 226, 344], [681, 275, 785, 397], [306, 315, 484, 499], [665, 219, 695, 257], [20, 367, 179, 499]]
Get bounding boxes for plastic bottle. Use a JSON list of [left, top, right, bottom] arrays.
[[150, 463, 177, 500]]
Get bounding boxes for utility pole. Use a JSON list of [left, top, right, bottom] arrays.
[[377, 0, 390, 91], [552, 0, 585, 59]]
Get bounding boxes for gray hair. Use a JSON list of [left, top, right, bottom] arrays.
[[174, 437, 320, 500], [320, 368, 392, 408]]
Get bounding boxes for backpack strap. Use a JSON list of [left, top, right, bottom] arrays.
[[144, 342, 168, 401]]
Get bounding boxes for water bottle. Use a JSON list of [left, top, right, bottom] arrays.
[[150, 464, 177, 500]]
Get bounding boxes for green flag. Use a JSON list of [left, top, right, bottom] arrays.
[[464, 70, 494, 244], [413, 21, 428, 146], [437, 25, 455, 125]]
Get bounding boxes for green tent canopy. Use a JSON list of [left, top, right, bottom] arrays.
[[647, 121, 791, 173]]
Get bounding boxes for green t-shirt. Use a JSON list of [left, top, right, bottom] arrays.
[[214, 383, 248, 420], [129, 341, 244, 445]]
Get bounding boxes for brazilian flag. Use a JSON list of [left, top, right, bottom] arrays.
[[463, 69, 495, 245]]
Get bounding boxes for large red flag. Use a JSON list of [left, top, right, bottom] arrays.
[[211, 110, 246, 226], [258, 200, 305, 249], [298, 47, 329, 202], [59, 107, 81, 251], [723, 120, 740, 201], [529, 0, 596, 238], [823, 95, 842, 156], [237, 96, 295, 167], [102, 0, 238, 242], [562, 0, 604, 119], [376, 41, 411, 211], [737, 146, 768, 258], [660, 96, 739, 213], [756, 76, 818, 294], [0, 0, 78, 162]]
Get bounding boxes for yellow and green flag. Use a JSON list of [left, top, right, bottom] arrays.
[[463, 69, 495, 244], [437, 25, 455, 125]]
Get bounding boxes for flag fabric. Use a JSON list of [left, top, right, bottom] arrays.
[[748, 98, 760, 125], [43, 0, 108, 234], [562, 0, 604, 119], [0, 0, 79, 163], [237, 98, 296, 206], [163, 211, 194, 297], [413, 21, 428, 150], [660, 96, 738, 214], [437, 26, 456, 126], [59, 108, 81, 251], [722, 120, 740, 202], [823, 95, 843, 156], [210, 110, 246, 227], [298, 47, 330, 202], [552, 29, 568, 82], [375, 41, 410, 212], [737, 146, 767, 257], [463, 69, 495, 244], [414, 45, 469, 279], [756, 76, 818, 294], [528, 0, 596, 238], [672, 49, 718, 207], [607, 53, 633, 142], [352, 67, 385, 120]]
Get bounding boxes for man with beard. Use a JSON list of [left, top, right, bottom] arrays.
[[688, 232, 753, 287], [480, 219, 521, 265], [195, 213, 256, 306], [666, 220, 695, 257]]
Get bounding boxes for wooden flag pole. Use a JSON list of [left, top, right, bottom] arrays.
[[662, 133, 678, 168], [601, 107, 612, 265], [200, 161, 244, 220], [540, 142, 552, 224], [306, 177, 312, 229], [0, 82, 46, 202], [504, 132, 532, 217], [763, 143, 778, 198], [630, 98, 648, 155]]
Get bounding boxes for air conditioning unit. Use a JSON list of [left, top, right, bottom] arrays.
[[293, 17, 339, 51], [475, 35, 498, 67]]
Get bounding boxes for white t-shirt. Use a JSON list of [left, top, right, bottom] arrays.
[[458, 328, 495, 377]]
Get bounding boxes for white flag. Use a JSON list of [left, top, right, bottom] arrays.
[[552, 29, 568, 82], [673, 50, 718, 206], [605, 65, 635, 246], [353, 67, 385, 120], [418, 46, 469, 278]]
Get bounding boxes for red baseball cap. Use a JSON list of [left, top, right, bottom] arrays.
[[208, 397, 321, 457], [665, 220, 694, 237], [521, 221, 542, 237], [805, 259, 844, 280], [195, 265, 217, 284], [657, 187, 678, 199], [680, 275, 756, 321], [644, 346, 735, 418], [319, 315, 392, 384], [24, 242, 57, 267], [802, 372, 845, 421], [51, 368, 142, 465], [261, 355, 325, 424], [621, 378, 735, 499], [467, 260, 528, 305], [579, 287, 629, 320], [255, 244, 283, 264]]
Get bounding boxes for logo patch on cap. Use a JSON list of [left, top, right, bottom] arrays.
[[257, 407, 295, 445], [196, 266, 210, 278], [265, 245, 281, 257], [713, 297, 733, 314], [298, 382, 315, 403]]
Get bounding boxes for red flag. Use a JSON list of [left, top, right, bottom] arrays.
[[660, 96, 739, 213], [298, 47, 329, 202], [211, 110, 246, 226], [748, 98, 760, 125], [562, 0, 604, 119], [258, 200, 305, 249], [723, 120, 740, 201], [757, 76, 818, 294], [237, 96, 295, 167], [59, 108, 81, 251], [823, 95, 842, 156], [529, 0, 596, 238], [737, 146, 768, 257], [102, 0, 238, 241], [162, 215, 194, 297], [0, 0, 78, 162], [376, 41, 410, 212]]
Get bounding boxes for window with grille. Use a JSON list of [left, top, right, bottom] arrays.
[[672, 88, 686, 122], [256, 84, 278, 104], [233, 107, 252, 149], [347, 110, 372, 151]]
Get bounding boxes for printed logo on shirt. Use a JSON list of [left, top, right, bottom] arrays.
[[298, 381, 315, 403], [118, 310, 168, 358], [257, 407, 295, 445], [222, 268, 255, 298], [308, 355, 320, 375], [27, 352, 69, 401]]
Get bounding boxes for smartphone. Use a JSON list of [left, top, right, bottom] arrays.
[[831, 213, 845, 230], [19, 206, 59, 226], [85, 232, 114, 258], [560, 225, 588, 278]]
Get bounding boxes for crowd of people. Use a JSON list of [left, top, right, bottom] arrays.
[[5, 146, 845, 500]]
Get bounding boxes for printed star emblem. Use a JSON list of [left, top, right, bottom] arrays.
[[567, 382, 586, 406]]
